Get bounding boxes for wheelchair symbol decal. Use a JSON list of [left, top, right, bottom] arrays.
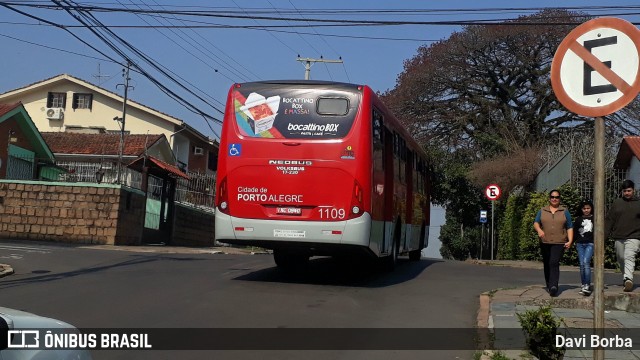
[[229, 144, 241, 156]]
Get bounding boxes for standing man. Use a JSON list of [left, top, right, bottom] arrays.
[[605, 180, 640, 292]]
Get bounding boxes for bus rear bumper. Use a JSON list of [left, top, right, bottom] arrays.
[[215, 211, 371, 250]]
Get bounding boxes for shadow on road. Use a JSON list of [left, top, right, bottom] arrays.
[[0, 254, 209, 290], [233, 256, 444, 287]]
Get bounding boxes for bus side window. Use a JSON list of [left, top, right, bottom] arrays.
[[398, 136, 406, 184], [373, 109, 384, 149]]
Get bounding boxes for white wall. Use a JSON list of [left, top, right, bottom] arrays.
[[172, 134, 190, 167], [629, 158, 640, 185], [424, 204, 444, 259]]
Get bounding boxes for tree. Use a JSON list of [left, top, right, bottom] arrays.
[[382, 9, 640, 258], [383, 9, 594, 155]]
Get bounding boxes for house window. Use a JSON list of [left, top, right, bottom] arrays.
[[47, 92, 66, 108], [72, 93, 93, 109]]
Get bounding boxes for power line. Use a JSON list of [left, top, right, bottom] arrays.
[[229, 0, 299, 55], [287, 0, 348, 81], [131, 0, 254, 83], [9, 2, 640, 15], [53, 0, 224, 137], [0, 32, 116, 61], [145, 0, 260, 81], [6, 3, 640, 26]]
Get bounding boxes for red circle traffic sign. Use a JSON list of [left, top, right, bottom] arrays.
[[551, 17, 640, 117], [485, 184, 501, 201]]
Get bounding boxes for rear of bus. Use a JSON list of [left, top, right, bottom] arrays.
[[214, 81, 373, 265]]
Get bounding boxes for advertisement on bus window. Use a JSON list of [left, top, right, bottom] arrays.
[[232, 85, 359, 139]]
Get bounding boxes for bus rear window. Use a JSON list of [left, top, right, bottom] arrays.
[[231, 85, 360, 139], [317, 98, 349, 116]]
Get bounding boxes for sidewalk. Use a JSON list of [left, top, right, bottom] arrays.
[[476, 260, 640, 360]]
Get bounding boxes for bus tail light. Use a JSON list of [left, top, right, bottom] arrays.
[[218, 177, 229, 214], [350, 180, 364, 218]]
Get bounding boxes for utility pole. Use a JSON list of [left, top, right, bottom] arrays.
[[115, 62, 133, 184], [296, 55, 343, 80]]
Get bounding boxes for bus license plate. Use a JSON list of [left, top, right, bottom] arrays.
[[274, 229, 306, 238], [276, 207, 301, 215]]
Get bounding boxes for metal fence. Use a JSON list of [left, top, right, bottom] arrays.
[[4, 155, 215, 210], [541, 132, 630, 204], [176, 171, 216, 211]]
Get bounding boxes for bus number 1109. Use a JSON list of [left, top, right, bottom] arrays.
[[319, 207, 346, 220]]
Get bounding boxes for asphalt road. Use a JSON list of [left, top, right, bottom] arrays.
[[0, 240, 550, 360]]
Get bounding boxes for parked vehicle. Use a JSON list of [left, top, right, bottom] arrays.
[[0, 306, 92, 360]]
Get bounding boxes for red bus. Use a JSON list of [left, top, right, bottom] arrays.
[[214, 80, 430, 269]]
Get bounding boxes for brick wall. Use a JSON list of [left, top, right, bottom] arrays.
[[0, 181, 145, 245], [171, 203, 215, 246], [172, 203, 215, 246]]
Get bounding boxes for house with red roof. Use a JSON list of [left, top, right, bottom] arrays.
[[0, 102, 58, 180], [614, 136, 640, 185], [0, 74, 217, 174], [40, 132, 174, 183]]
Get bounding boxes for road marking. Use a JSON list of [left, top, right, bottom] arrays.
[[0, 254, 23, 260], [0, 245, 51, 254]]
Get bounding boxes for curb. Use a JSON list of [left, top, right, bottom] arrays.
[[0, 263, 14, 278], [488, 285, 640, 313]]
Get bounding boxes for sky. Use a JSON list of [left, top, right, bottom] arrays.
[[2, 1, 640, 259]]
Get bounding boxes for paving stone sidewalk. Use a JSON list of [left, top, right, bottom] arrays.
[[476, 260, 640, 360]]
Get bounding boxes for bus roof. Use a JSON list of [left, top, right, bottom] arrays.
[[234, 80, 361, 91]]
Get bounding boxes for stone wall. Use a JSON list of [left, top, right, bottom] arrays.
[[0, 181, 145, 245], [172, 203, 215, 246]]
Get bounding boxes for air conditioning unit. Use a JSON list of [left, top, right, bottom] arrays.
[[45, 107, 64, 120], [193, 146, 204, 155]]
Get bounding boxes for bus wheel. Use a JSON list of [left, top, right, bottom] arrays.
[[273, 249, 309, 270]]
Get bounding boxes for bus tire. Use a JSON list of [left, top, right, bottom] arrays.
[[273, 249, 309, 270]]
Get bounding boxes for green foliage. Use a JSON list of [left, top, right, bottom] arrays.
[[489, 352, 510, 360], [518, 192, 548, 261], [558, 184, 580, 266], [497, 193, 528, 260], [439, 210, 482, 260], [428, 148, 492, 259], [494, 183, 621, 268], [517, 306, 565, 360]]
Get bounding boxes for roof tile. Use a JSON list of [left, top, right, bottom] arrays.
[[41, 132, 164, 157], [0, 102, 21, 117]]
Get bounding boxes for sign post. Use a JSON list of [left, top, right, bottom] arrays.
[[551, 17, 640, 360], [479, 210, 488, 259], [485, 184, 501, 261]]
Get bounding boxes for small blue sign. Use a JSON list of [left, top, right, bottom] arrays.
[[228, 143, 241, 157], [480, 210, 488, 223]]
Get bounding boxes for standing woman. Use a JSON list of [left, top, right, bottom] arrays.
[[573, 200, 594, 296], [533, 189, 574, 297]]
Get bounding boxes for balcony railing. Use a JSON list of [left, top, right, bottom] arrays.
[[3, 154, 215, 210]]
